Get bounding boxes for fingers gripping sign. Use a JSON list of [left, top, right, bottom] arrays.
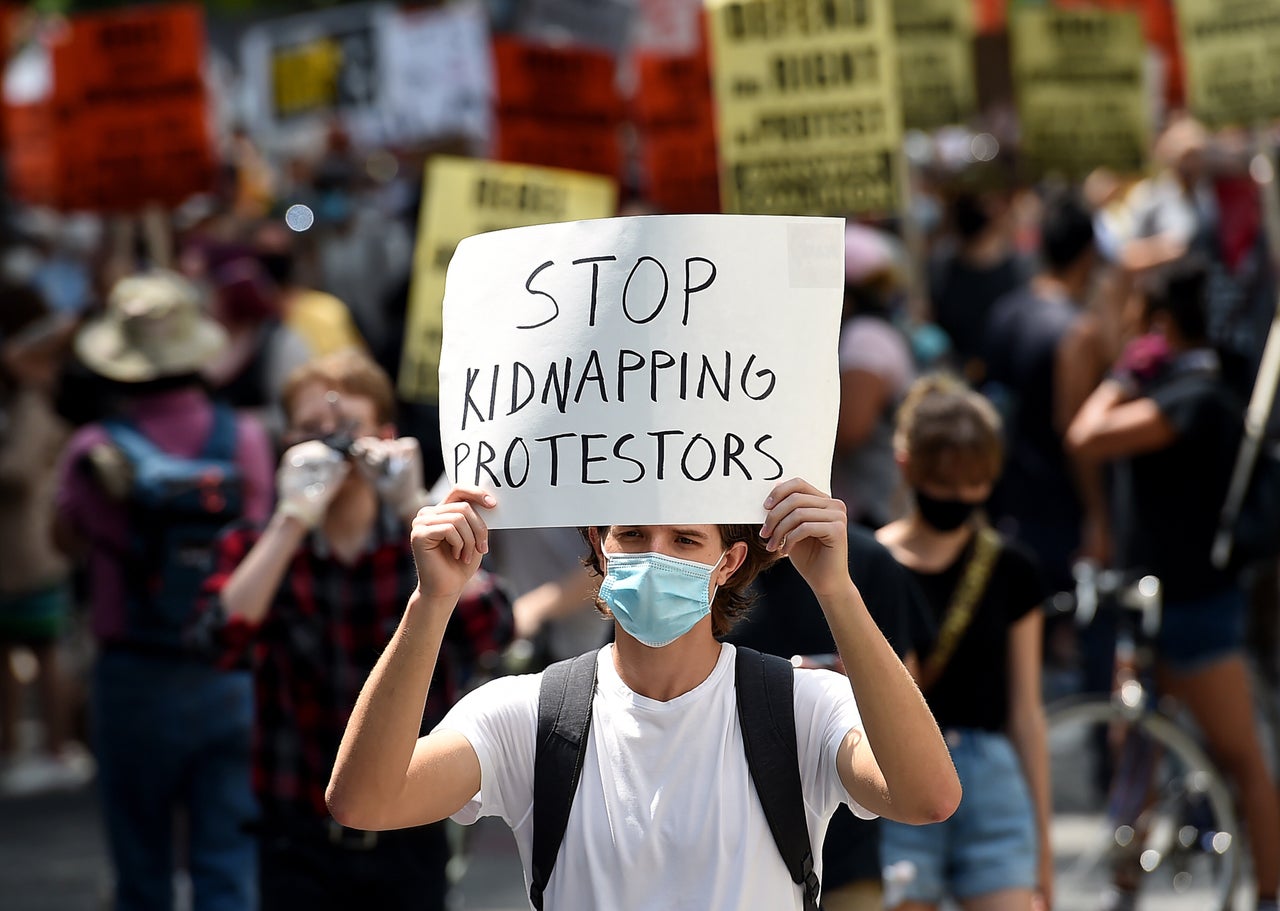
[[411, 487, 496, 601], [759, 478, 850, 595]]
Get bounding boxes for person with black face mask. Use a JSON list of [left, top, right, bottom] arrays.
[[875, 374, 1051, 911]]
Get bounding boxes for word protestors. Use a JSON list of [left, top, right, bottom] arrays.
[[439, 214, 843, 528]]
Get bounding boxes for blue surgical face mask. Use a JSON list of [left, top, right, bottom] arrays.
[[599, 550, 726, 648]]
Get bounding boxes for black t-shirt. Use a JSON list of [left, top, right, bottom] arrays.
[[1114, 364, 1241, 602], [929, 251, 1029, 371], [984, 286, 1082, 531], [908, 535, 1044, 732], [726, 524, 934, 888]]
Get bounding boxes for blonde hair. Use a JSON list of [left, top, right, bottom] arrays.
[[282, 350, 397, 425], [894, 374, 1003, 488]]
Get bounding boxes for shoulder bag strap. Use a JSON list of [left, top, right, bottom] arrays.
[[918, 527, 1002, 694], [530, 651, 598, 910], [735, 646, 820, 911]]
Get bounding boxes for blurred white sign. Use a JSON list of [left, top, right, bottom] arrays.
[[379, 2, 492, 147], [439, 214, 844, 528]]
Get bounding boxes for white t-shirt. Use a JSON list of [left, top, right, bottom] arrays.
[[435, 642, 873, 911]]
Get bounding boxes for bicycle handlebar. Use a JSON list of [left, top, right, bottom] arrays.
[[1070, 561, 1163, 638]]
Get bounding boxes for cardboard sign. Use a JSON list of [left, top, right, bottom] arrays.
[[705, 0, 903, 217], [894, 0, 977, 130], [492, 37, 624, 180], [1012, 7, 1149, 177], [399, 157, 617, 404], [1176, 0, 1280, 126], [438, 214, 843, 528]]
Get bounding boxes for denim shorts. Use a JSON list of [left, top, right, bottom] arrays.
[[1158, 587, 1247, 675], [880, 728, 1037, 903]]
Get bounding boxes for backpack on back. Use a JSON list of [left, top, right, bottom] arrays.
[[530, 646, 820, 911], [102, 405, 243, 651]]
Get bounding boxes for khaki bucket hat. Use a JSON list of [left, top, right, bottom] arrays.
[[75, 270, 227, 383]]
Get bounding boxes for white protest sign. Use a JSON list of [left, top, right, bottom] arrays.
[[439, 214, 843, 528], [378, 2, 492, 148]]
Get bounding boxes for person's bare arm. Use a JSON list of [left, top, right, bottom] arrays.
[[1065, 380, 1176, 463], [513, 564, 597, 639], [327, 488, 494, 831], [1007, 609, 1053, 910], [218, 513, 309, 626], [1056, 316, 1112, 560], [763, 479, 961, 825]]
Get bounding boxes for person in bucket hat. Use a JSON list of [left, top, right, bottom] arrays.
[[74, 270, 228, 384], [55, 270, 275, 911]]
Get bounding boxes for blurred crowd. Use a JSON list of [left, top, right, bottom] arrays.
[[1, 47, 1280, 905]]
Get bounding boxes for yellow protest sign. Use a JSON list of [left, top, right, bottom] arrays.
[[1012, 7, 1149, 178], [894, 0, 976, 130], [705, 0, 902, 217], [398, 157, 617, 404], [1176, 0, 1280, 126]]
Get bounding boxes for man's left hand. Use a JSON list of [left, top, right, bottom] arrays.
[[760, 478, 851, 597]]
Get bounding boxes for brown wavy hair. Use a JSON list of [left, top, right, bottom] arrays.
[[579, 524, 778, 636], [894, 373, 1003, 487]]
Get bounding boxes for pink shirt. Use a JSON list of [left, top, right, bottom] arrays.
[[55, 388, 274, 643]]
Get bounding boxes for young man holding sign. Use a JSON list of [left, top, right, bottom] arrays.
[[329, 214, 960, 908], [328, 479, 960, 909]]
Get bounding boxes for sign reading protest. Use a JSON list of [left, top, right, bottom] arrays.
[[1012, 7, 1149, 178], [705, 0, 903, 217], [1175, 0, 1280, 126], [398, 157, 617, 404], [894, 0, 977, 130], [438, 214, 843, 528]]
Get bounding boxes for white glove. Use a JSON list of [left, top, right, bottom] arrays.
[[276, 440, 350, 529], [350, 436, 428, 520]]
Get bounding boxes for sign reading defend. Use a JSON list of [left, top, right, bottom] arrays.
[[1176, 0, 1280, 126], [705, 0, 903, 217], [438, 214, 843, 528]]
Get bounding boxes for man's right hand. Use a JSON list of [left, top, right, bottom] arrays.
[[276, 440, 349, 529], [410, 487, 495, 601]]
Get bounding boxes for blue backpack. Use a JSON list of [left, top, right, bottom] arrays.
[[103, 405, 243, 651]]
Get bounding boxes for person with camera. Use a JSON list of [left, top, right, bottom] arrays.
[[190, 350, 512, 911]]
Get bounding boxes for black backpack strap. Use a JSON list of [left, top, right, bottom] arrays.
[[735, 646, 820, 911], [531, 652, 598, 911]]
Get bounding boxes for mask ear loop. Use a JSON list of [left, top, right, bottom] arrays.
[[707, 550, 729, 606]]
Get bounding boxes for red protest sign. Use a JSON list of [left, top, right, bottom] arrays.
[[632, 49, 720, 214], [4, 3, 214, 211], [492, 36, 623, 179]]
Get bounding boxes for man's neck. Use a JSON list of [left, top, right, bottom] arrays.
[[320, 479, 381, 564], [611, 624, 723, 702]]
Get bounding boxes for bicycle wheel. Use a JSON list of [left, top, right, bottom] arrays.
[[1047, 697, 1240, 911]]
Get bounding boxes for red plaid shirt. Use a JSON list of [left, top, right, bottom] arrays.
[[193, 508, 512, 821]]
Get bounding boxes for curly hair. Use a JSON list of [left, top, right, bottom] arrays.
[[579, 524, 778, 637]]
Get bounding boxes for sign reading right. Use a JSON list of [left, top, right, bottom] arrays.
[[705, 0, 902, 217], [1175, 0, 1280, 126]]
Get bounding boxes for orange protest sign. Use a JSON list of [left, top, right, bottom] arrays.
[[632, 49, 720, 213], [492, 37, 623, 179], [3, 3, 214, 212]]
